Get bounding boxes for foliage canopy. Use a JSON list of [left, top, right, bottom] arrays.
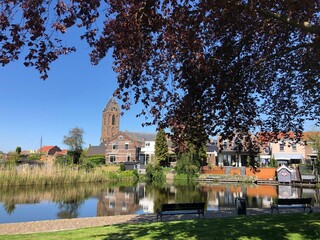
[[1, 1, 320, 144]]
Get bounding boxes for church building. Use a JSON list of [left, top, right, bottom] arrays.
[[87, 97, 156, 165], [100, 97, 120, 143]]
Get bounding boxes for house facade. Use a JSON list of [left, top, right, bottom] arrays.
[[270, 140, 305, 166], [214, 131, 319, 168], [105, 132, 144, 163], [216, 134, 260, 167], [104, 131, 157, 164]]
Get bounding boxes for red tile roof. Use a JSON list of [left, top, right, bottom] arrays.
[[38, 146, 55, 153]]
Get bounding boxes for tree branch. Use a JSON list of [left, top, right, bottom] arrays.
[[254, 6, 320, 35]]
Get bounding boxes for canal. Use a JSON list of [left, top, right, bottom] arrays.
[[0, 182, 319, 223]]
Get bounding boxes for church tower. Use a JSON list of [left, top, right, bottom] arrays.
[[100, 97, 120, 143]]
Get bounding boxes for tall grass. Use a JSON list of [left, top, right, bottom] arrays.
[[0, 165, 138, 187]]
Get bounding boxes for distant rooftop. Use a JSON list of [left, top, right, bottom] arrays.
[[124, 131, 157, 142]]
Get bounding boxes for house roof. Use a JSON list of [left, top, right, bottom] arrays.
[[206, 143, 218, 153], [124, 131, 157, 141], [87, 143, 106, 155], [256, 131, 316, 143], [276, 164, 293, 172], [38, 146, 57, 153], [301, 132, 320, 141], [20, 150, 31, 155]]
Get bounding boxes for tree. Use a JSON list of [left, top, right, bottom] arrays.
[[63, 127, 84, 164], [15, 146, 21, 155], [63, 127, 84, 151], [1, 1, 320, 147], [154, 129, 168, 167], [307, 131, 320, 177]]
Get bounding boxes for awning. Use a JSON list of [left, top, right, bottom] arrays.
[[260, 154, 271, 159], [273, 153, 303, 160]]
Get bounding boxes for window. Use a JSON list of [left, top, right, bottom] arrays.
[[110, 155, 116, 162], [112, 142, 118, 150], [122, 202, 127, 210], [125, 192, 130, 199], [127, 154, 131, 161], [112, 115, 116, 125], [109, 201, 116, 209], [107, 188, 115, 196], [125, 143, 129, 150], [264, 147, 270, 154], [292, 143, 297, 152], [118, 135, 123, 140], [291, 159, 301, 164], [223, 141, 228, 150], [280, 143, 284, 151], [145, 142, 150, 147]]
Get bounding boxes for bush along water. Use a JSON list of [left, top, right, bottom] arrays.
[[146, 164, 165, 183]]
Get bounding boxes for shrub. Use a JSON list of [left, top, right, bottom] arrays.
[[146, 164, 165, 182], [269, 155, 277, 168], [80, 161, 95, 172], [27, 153, 42, 161], [54, 155, 73, 166], [86, 155, 105, 166], [176, 153, 200, 175], [119, 163, 126, 171]]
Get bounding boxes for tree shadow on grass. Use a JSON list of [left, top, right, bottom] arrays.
[[90, 213, 320, 240]]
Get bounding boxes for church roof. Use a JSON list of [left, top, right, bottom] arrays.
[[103, 97, 118, 111]]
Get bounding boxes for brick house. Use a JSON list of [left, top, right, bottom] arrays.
[[105, 131, 145, 163], [216, 133, 260, 167]]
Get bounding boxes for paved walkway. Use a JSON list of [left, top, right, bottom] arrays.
[[0, 207, 318, 235]]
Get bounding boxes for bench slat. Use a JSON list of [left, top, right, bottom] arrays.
[[270, 198, 313, 213], [157, 202, 205, 221]]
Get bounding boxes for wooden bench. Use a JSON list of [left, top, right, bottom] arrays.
[[156, 202, 205, 221], [270, 198, 313, 213]]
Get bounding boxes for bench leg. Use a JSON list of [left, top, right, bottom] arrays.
[[156, 213, 162, 222], [197, 210, 205, 219], [271, 206, 278, 214]]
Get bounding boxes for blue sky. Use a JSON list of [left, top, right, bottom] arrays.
[[0, 41, 156, 153]]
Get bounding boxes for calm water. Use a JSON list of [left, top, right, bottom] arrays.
[[0, 182, 319, 224]]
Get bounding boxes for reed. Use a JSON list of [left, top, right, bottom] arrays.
[[0, 165, 138, 186]]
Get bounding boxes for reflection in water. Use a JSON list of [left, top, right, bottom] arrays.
[[57, 201, 81, 219], [0, 182, 319, 223]]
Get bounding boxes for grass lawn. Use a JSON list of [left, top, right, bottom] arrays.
[[2, 213, 320, 240]]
